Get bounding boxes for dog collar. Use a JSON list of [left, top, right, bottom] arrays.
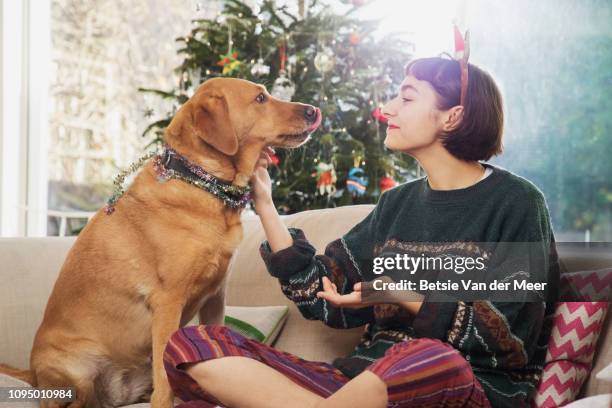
[[104, 144, 251, 215], [153, 144, 252, 209]]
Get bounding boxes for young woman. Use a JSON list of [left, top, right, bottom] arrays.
[[163, 57, 559, 408]]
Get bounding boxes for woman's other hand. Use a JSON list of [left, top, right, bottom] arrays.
[[316, 277, 373, 309], [317, 276, 423, 313]]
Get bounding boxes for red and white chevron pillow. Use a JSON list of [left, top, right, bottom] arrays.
[[560, 268, 612, 302], [533, 299, 609, 407]]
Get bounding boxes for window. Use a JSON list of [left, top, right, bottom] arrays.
[[476, 1, 612, 241], [1, 0, 224, 236]]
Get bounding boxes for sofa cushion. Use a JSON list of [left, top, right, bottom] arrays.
[[185, 305, 289, 346], [560, 268, 612, 302], [564, 268, 612, 398], [533, 302, 609, 407], [222, 305, 288, 345], [533, 267, 612, 406]]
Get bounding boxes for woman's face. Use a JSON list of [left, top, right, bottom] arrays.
[[382, 75, 444, 153]]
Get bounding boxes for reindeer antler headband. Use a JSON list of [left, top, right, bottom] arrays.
[[453, 24, 470, 107]]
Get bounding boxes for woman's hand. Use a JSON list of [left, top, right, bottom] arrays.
[[316, 276, 374, 309], [250, 147, 275, 211], [250, 146, 294, 252], [317, 276, 424, 314]]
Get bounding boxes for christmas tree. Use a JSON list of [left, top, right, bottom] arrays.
[[140, 0, 417, 214]]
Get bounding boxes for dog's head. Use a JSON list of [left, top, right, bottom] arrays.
[[165, 77, 321, 156]]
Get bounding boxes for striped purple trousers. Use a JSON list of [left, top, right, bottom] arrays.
[[163, 325, 490, 408]]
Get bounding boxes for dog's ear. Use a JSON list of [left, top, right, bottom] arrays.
[[165, 104, 188, 139], [193, 93, 239, 156]]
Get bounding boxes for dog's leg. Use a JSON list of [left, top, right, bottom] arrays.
[[150, 299, 184, 408], [198, 283, 226, 326], [35, 365, 98, 408]]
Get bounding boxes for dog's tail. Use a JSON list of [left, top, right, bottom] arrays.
[[0, 363, 35, 386]]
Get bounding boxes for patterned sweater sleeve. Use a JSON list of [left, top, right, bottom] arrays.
[[410, 187, 560, 372], [259, 196, 388, 329]]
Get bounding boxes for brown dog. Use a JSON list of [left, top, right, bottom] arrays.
[[0, 77, 321, 407]]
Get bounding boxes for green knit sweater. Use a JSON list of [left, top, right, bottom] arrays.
[[259, 163, 560, 408]]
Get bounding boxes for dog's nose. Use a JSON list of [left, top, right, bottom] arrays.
[[304, 105, 318, 123]]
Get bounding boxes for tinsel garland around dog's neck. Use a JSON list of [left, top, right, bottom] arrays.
[[104, 144, 251, 215]]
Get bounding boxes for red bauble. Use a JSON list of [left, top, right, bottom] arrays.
[[349, 32, 361, 45], [270, 153, 280, 166], [379, 176, 397, 192], [371, 107, 388, 124]]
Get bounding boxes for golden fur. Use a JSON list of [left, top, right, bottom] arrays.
[[0, 77, 320, 408]]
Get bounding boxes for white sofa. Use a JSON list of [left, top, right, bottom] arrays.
[[0, 205, 610, 407]]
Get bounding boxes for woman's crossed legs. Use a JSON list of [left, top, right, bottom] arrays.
[[163, 325, 490, 408]]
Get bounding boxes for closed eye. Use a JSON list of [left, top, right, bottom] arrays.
[[256, 93, 267, 104], [402, 98, 413, 103]]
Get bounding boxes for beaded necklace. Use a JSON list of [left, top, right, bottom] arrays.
[[104, 144, 251, 215]]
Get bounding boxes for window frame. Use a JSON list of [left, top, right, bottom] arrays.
[[0, 0, 50, 237]]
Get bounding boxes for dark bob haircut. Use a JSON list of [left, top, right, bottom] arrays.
[[404, 57, 504, 161]]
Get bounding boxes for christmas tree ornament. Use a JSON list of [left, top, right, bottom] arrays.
[[270, 152, 280, 166], [314, 46, 335, 73], [346, 155, 368, 196], [379, 175, 397, 193], [349, 31, 361, 45], [346, 167, 368, 197], [371, 107, 388, 124], [217, 51, 241, 75], [314, 162, 337, 196], [271, 69, 295, 101], [216, 23, 241, 75], [271, 42, 295, 101], [250, 58, 270, 76]]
